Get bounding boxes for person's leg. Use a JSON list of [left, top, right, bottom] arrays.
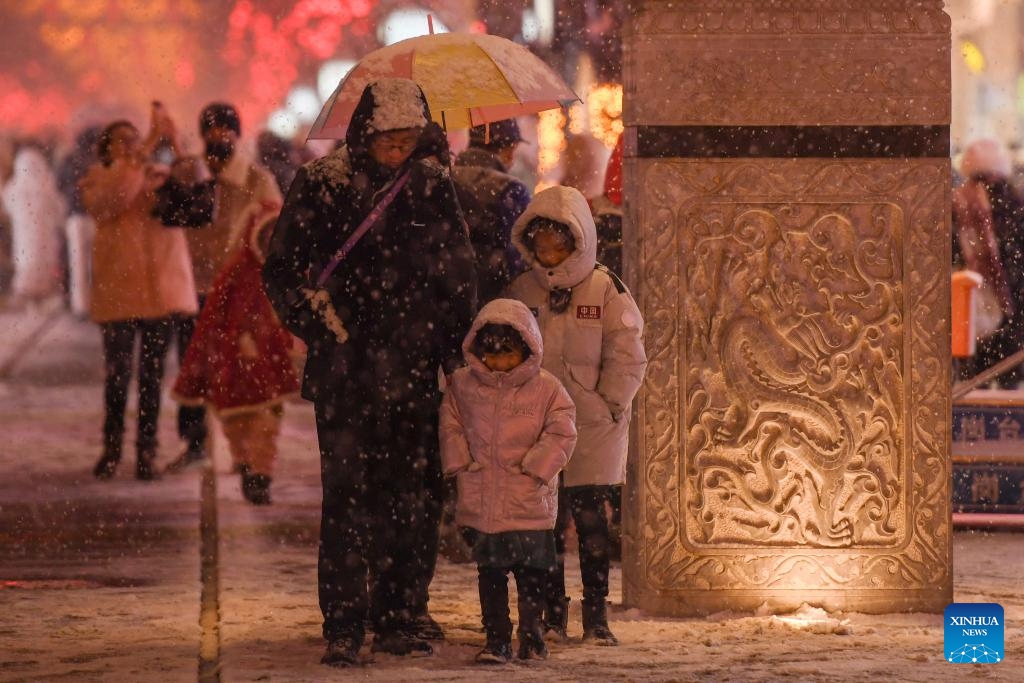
[[229, 406, 281, 505], [315, 400, 371, 664], [135, 317, 172, 479], [569, 485, 618, 644], [377, 396, 444, 640], [171, 303, 207, 466], [543, 478, 571, 639], [219, 413, 249, 473], [513, 564, 549, 659], [477, 564, 513, 661], [95, 321, 135, 478]]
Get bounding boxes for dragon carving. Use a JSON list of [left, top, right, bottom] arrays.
[[685, 205, 904, 548]]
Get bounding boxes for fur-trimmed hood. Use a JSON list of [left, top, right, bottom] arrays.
[[462, 298, 543, 386], [511, 185, 597, 290]]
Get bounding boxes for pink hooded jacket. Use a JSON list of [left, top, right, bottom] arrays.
[[440, 298, 577, 533]]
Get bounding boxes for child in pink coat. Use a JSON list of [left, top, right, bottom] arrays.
[[440, 298, 577, 664]]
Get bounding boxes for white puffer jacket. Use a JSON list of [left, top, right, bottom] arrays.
[[508, 186, 647, 487], [440, 298, 577, 533]]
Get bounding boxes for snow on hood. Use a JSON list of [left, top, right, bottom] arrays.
[[462, 298, 544, 385], [512, 185, 597, 290], [344, 78, 430, 161]]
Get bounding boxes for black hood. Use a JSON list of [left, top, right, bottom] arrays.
[[345, 78, 432, 165]]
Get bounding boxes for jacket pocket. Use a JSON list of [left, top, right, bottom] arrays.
[[456, 469, 484, 521], [505, 472, 549, 521], [566, 363, 612, 425]]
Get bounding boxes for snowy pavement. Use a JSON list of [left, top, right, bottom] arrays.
[[2, 308, 1024, 682]]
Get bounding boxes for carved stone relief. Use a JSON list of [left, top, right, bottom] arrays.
[[624, 158, 951, 613], [625, 1, 949, 126], [622, 0, 953, 615]]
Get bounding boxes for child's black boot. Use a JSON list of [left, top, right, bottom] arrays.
[[581, 599, 618, 646], [475, 640, 512, 664], [543, 596, 570, 642], [517, 595, 549, 660]]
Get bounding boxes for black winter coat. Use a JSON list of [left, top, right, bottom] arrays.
[[262, 93, 476, 406]]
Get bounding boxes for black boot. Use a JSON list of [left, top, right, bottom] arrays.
[[242, 473, 272, 505], [543, 596, 570, 642], [475, 639, 512, 664], [581, 599, 618, 646], [135, 449, 160, 481], [370, 630, 433, 656], [517, 586, 549, 660], [93, 448, 121, 480], [517, 625, 549, 660], [402, 611, 445, 641], [321, 634, 362, 667]]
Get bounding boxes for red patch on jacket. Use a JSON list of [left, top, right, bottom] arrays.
[[576, 305, 602, 320]]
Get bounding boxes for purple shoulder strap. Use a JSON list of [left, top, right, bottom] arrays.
[[316, 169, 411, 287]]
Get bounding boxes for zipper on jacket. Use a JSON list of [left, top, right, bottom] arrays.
[[487, 375, 504, 530]]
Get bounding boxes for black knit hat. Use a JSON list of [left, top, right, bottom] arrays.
[[199, 102, 241, 136], [469, 118, 524, 149]]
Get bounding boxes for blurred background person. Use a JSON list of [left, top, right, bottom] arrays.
[[57, 126, 101, 317], [954, 138, 1024, 388], [1, 138, 66, 305], [453, 118, 531, 305], [163, 102, 283, 473], [81, 116, 197, 480], [256, 130, 301, 196]]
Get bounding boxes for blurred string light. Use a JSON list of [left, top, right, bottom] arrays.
[[317, 59, 356, 102], [537, 107, 567, 179], [532, 0, 555, 45], [567, 102, 586, 136], [961, 40, 986, 74], [522, 9, 541, 44], [286, 85, 321, 123], [588, 83, 623, 149], [224, 0, 374, 125], [378, 8, 449, 46], [267, 108, 301, 139]]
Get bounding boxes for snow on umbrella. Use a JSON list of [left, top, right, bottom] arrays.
[[307, 32, 579, 139]]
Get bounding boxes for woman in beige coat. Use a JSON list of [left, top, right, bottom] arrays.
[[508, 185, 647, 646], [80, 119, 197, 480], [440, 298, 577, 663]]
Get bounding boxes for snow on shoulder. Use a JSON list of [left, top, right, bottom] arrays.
[[306, 146, 352, 187], [368, 78, 428, 134]]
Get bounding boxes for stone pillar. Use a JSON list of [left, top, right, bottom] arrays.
[[621, 0, 953, 616]]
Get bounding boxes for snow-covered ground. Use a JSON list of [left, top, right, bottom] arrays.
[[2, 311, 1023, 682]]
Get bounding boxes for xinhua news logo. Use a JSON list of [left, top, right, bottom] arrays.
[[945, 603, 1004, 664]]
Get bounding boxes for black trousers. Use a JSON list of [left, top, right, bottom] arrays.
[[314, 397, 443, 642], [100, 318, 173, 456], [173, 297, 207, 450], [547, 484, 615, 608], [478, 564, 546, 644]]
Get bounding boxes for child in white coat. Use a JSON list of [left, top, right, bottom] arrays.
[[440, 298, 577, 663], [508, 185, 647, 646]]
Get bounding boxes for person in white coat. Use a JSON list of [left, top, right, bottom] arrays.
[[507, 185, 647, 646], [1, 143, 66, 303]]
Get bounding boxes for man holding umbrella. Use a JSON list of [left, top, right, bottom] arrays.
[[262, 78, 476, 666]]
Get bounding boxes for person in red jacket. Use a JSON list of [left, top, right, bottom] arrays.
[[173, 204, 299, 504]]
